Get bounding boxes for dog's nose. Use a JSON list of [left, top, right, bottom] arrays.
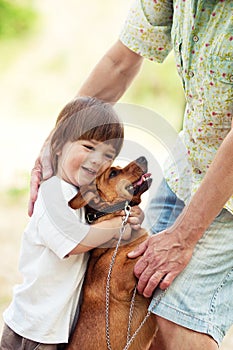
[[136, 156, 147, 166]]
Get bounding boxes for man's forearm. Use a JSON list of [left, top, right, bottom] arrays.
[[77, 40, 143, 103], [172, 129, 233, 246]]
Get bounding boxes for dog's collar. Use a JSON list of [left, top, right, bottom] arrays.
[[85, 200, 136, 224]]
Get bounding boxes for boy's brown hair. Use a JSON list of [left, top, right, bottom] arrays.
[[50, 96, 124, 173]]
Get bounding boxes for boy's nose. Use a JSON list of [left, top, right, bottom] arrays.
[[89, 152, 103, 165]]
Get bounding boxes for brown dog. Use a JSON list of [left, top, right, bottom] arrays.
[[67, 156, 157, 350]]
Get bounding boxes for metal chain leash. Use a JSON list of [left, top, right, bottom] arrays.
[[106, 201, 131, 350], [122, 288, 167, 350], [126, 286, 137, 344], [105, 201, 168, 350]]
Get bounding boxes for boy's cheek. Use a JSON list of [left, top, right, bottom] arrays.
[[98, 161, 113, 175]]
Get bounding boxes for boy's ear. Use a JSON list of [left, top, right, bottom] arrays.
[[68, 184, 99, 209]]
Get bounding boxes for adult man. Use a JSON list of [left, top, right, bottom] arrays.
[[30, 1, 233, 349]]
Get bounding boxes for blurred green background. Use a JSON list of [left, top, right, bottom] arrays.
[[0, 0, 185, 197], [0, 1, 232, 347]]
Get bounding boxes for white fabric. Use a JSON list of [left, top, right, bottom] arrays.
[[3, 176, 90, 343]]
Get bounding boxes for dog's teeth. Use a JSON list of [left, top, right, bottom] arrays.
[[126, 173, 152, 192]]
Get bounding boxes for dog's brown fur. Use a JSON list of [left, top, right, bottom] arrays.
[[67, 157, 157, 350]]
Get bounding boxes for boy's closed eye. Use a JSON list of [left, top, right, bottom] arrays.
[[82, 140, 96, 151], [105, 153, 115, 160], [84, 144, 95, 151]]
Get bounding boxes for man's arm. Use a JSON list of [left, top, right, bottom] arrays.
[[28, 40, 143, 216], [78, 40, 143, 103], [128, 128, 233, 297]]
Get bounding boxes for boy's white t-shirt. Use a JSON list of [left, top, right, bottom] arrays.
[[3, 176, 90, 344]]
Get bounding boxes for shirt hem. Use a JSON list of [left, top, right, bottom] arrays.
[[3, 316, 69, 344]]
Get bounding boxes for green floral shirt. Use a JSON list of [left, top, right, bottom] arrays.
[[120, 0, 233, 212]]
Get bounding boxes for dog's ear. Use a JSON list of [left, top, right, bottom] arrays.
[[69, 184, 100, 209]]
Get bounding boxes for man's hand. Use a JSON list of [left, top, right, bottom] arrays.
[[127, 228, 194, 297], [28, 138, 53, 216], [28, 159, 42, 216]]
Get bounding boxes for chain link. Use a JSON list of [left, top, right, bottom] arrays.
[[122, 288, 167, 350], [126, 286, 137, 344], [105, 201, 167, 350], [105, 202, 131, 350]]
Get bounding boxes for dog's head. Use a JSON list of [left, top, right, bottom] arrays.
[[69, 156, 152, 223]]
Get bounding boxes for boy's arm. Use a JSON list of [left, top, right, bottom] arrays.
[[68, 216, 131, 255], [69, 206, 144, 254]]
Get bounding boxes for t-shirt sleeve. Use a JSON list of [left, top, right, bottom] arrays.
[[37, 177, 90, 259], [37, 210, 89, 259], [119, 0, 173, 63]]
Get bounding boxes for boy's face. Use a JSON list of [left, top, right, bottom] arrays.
[[56, 140, 116, 187]]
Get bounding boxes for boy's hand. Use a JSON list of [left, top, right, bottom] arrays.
[[111, 216, 132, 241], [123, 205, 144, 230], [112, 205, 144, 242]]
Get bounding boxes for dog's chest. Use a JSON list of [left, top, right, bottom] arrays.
[[84, 232, 148, 302]]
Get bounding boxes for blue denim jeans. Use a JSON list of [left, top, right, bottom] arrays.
[[145, 179, 233, 346], [145, 179, 185, 233]]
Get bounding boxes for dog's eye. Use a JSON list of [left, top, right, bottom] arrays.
[[109, 169, 119, 178]]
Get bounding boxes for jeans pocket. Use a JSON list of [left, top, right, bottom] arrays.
[[214, 208, 233, 223]]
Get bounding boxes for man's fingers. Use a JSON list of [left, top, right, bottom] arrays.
[[135, 266, 164, 297], [28, 137, 53, 216], [28, 187, 38, 217], [28, 179, 39, 216], [159, 272, 176, 290], [127, 238, 149, 259], [28, 164, 42, 216], [28, 201, 34, 218], [42, 162, 53, 180], [39, 139, 53, 179]]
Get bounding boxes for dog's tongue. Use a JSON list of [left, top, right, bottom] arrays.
[[134, 173, 151, 187]]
